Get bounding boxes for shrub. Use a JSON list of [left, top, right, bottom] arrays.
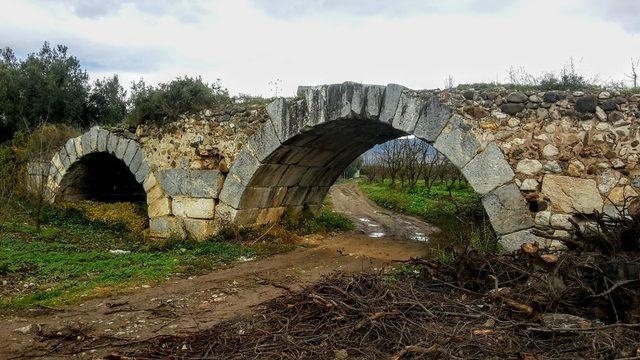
[[127, 76, 229, 126]]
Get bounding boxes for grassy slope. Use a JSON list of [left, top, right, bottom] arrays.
[[357, 179, 499, 256], [0, 202, 286, 311]]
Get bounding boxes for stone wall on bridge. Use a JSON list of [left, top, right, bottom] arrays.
[[34, 82, 640, 250]]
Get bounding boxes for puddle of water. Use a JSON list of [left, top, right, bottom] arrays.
[[366, 223, 380, 227], [358, 218, 371, 223], [369, 232, 385, 238]]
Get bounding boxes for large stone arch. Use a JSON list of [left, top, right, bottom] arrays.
[[218, 82, 538, 250], [39, 126, 171, 234]]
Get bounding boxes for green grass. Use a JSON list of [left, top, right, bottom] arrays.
[[0, 201, 290, 311], [283, 206, 354, 236], [357, 179, 500, 256]]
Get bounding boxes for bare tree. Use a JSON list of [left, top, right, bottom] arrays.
[[627, 57, 639, 88], [444, 75, 455, 89]]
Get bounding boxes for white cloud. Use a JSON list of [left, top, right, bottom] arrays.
[[0, 0, 639, 96]]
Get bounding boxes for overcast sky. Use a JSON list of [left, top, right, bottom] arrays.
[[1, 0, 639, 96]]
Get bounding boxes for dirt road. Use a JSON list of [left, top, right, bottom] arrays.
[[0, 182, 435, 359], [329, 181, 439, 242]]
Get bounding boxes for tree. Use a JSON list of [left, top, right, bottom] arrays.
[[84, 75, 127, 126], [627, 57, 639, 89], [0, 43, 89, 140]]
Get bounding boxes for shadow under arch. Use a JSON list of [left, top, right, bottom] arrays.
[[218, 82, 537, 250]]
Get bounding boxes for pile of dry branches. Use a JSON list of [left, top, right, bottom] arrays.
[[119, 245, 639, 359]]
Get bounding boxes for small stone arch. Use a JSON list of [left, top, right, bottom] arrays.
[[39, 126, 170, 234], [218, 82, 540, 250]]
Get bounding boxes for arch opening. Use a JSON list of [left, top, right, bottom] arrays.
[[236, 118, 408, 217], [57, 152, 146, 203]]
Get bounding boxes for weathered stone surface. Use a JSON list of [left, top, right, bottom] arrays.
[[364, 85, 385, 119], [149, 216, 185, 239], [106, 133, 119, 154], [148, 197, 171, 218], [96, 129, 108, 152], [520, 178, 539, 191], [391, 90, 424, 133], [143, 173, 158, 192], [499, 229, 549, 252], [461, 143, 514, 194], [434, 116, 480, 168], [115, 138, 129, 159], [413, 95, 451, 142], [218, 175, 246, 209], [501, 103, 525, 115], [482, 183, 534, 235], [576, 95, 598, 113], [506, 92, 528, 103], [172, 197, 215, 219], [64, 138, 78, 164], [122, 141, 139, 165], [606, 185, 638, 205], [550, 213, 573, 230], [542, 175, 603, 214], [134, 162, 150, 183], [158, 169, 224, 198], [128, 149, 145, 174], [597, 169, 620, 194], [379, 84, 405, 123], [247, 119, 282, 162], [516, 159, 543, 175], [534, 210, 551, 227], [182, 218, 217, 240]]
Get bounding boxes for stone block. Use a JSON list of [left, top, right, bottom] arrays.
[[542, 174, 603, 214], [58, 147, 70, 169], [148, 197, 172, 218], [247, 164, 289, 187], [482, 183, 534, 235], [326, 82, 358, 121], [172, 197, 215, 219], [122, 141, 139, 165], [413, 94, 451, 142], [64, 138, 78, 164], [149, 216, 186, 239], [283, 187, 309, 206], [364, 85, 385, 119], [229, 150, 261, 186], [218, 175, 247, 209], [256, 207, 286, 224], [247, 119, 282, 162], [115, 138, 129, 159], [298, 85, 328, 127], [157, 169, 224, 198], [146, 185, 164, 204], [80, 131, 94, 155], [143, 172, 158, 192], [434, 115, 481, 168], [135, 163, 150, 184], [72, 136, 83, 158], [231, 208, 262, 225], [96, 129, 109, 152], [297, 148, 337, 167], [106, 133, 119, 154], [278, 166, 310, 186], [499, 229, 549, 252], [379, 83, 405, 123], [239, 187, 274, 208], [182, 218, 218, 240], [461, 143, 514, 195], [128, 148, 145, 174], [391, 90, 425, 133]]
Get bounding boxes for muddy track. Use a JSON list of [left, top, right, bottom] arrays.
[[0, 182, 436, 359]]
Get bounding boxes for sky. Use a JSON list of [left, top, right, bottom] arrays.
[[1, 0, 639, 97]]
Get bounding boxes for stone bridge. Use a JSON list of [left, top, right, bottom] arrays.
[[33, 82, 640, 250]]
